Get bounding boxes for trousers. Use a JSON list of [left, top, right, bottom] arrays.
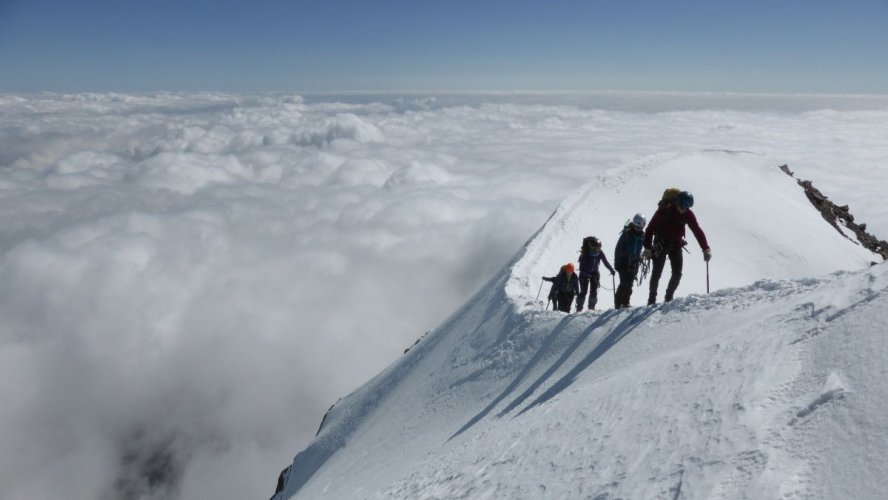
[[615, 267, 637, 308], [576, 272, 601, 311], [648, 244, 683, 305]]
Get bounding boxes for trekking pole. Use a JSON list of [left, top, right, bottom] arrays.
[[705, 261, 710, 293], [536, 279, 544, 301], [612, 274, 616, 304]]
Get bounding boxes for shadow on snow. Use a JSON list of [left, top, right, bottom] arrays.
[[515, 307, 655, 416], [449, 306, 656, 442]]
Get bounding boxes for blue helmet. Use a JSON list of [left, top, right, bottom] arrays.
[[678, 191, 694, 209]]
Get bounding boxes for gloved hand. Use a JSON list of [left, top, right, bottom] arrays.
[[642, 248, 652, 260], [610, 270, 615, 276], [703, 248, 712, 262]]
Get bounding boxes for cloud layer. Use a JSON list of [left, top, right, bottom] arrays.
[[1, 92, 887, 499]]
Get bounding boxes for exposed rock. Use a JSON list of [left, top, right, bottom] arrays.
[[271, 466, 291, 500], [113, 431, 182, 500], [404, 330, 430, 354], [316, 400, 340, 437], [779, 164, 888, 261], [271, 399, 341, 499]]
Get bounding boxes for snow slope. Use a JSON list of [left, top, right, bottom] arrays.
[[273, 151, 884, 499], [507, 150, 875, 309]]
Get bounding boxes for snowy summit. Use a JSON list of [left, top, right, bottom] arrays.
[[273, 151, 885, 499]]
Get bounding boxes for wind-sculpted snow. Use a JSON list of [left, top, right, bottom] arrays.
[[2, 93, 888, 500], [506, 150, 876, 309], [279, 262, 888, 500], [275, 151, 883, 499]]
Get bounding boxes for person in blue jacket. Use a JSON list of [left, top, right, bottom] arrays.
[[614, 213, 647, 308], [575, 236, 615, 312]]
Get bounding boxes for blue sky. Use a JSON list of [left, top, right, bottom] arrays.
[[1, 0, 886, 93]]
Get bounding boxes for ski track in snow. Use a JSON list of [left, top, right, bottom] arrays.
[[277, 151, 886, 500]]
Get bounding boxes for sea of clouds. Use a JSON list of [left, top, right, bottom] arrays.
[[1, 91, 887, 500]]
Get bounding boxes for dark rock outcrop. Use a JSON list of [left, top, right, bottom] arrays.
[[780, 164, 887, 262], [316, 400, 339, 437], [271, 466, 291, 500]]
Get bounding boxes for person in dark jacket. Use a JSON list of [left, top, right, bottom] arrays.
[[544, 263, 580, 313], [614, 213, 647, 308], [643, 191, 711, 305], [575, 237, 615, 312]]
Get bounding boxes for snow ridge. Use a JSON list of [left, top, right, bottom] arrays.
[[273, 151, 885, 500]]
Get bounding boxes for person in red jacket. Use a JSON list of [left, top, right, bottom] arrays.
[[643, 191, 711, 305]]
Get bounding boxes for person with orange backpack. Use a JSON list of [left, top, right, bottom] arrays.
[[643, 190, 711, 305], [543, 263, 580, 313]]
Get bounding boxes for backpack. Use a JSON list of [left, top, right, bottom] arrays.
[[659, 188, 681, 207], [557, 270, 576, 293], [581, 236, 601, 254]]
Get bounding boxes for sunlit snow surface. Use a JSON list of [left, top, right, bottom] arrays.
[[507, 151, 875, 309], [277, 152, 885, 499], [287, 266, 888, 499], [1, 92, 887, 499]]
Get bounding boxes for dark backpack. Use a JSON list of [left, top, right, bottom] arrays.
[[581, 236, 601, 254], [557, 271, 576, 294]]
